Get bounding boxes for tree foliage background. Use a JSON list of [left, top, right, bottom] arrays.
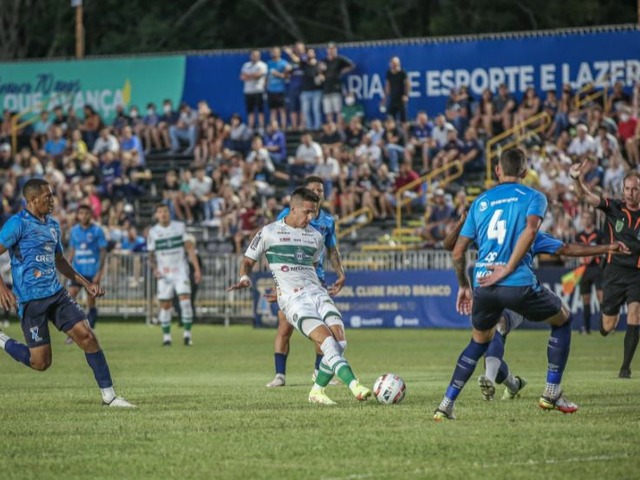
[[0, 0, 637, 60]]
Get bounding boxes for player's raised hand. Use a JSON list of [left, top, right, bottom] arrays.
[[569, 161, 586, 180], [327, 275, 345, 296], [0, 283, 17, 312], [85, 283, 105, 298], [456, 286, 473, 315], [609, 241, 631, 255], [478, 264, 510, 287]]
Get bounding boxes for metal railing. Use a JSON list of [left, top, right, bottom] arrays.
[[335, 206, 373, 240], [75, 250, 462, 321], [484, 111, 552, 187], [395, 160, 464, 229]]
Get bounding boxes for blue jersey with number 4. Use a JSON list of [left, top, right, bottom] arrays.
[[0, 210, 64, 304], [277, 207, 336, 282], [461, 182, 547, 287], [70, 223, 107, 277]]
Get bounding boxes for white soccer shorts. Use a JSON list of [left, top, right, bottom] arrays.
[[157, 271, 191, 300], [280, 286, 343, 337]]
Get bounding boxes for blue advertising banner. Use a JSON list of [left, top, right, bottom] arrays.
[[183, 29, 640, 122], [252, 266, 627, 330]]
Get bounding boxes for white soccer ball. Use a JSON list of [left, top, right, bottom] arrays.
[[373, 373, 406, 405]]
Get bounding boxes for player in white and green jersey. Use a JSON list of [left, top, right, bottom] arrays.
[[228, 187, 371, 405], [148, 204, 201, 346]]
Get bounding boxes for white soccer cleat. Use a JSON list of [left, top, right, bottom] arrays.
[[104, 396, 136, 408], [266, 374, 286, 388]]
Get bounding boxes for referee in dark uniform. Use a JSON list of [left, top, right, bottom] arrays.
[[575, 210, 606, 334], [572, 164, 640, 378]]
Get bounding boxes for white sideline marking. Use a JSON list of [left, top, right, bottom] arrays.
[[321, 454, 630, 480]]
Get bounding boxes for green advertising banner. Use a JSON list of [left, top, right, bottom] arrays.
[[0, 55, 186, 122]]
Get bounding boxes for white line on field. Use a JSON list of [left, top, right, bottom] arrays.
[[320, 454, 631, 480]]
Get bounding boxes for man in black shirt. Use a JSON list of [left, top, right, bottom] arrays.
[[572, 163, 640, 378], [384, 56, 409, 127], [575, 210, 606, 334], [320, 43, 354, 127]]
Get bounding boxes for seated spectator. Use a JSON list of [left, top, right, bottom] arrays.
[[0, 142, 13, 174], [120, 125, 145, 166], [138, 102, 161, 153], [459, 126, 484, 173], [367, 118, 385, 144], [158, 99, 179, 150], [317, 121, 344, 150], [233, 198, 261, 253], [343, 116, 366, 150], [80, 104, 103, 149], [67, 128, 94, 166], [313, 146, 340, 199], [291, 133, 322, 183], [426, 114, 454, 171], [603, 151, 626, 197], [491, 83, 516, 134], [228, 113, 252, 156], [471, 88, 494, 136], [431, 125, 461, 173], [355, 132, 383, 169], [407, 111, 433, 172], [595, 123, 620, 160], [445, 87, 470, 135], [51, 106, 67, 133], [606, 81, 631, 119], [382, 116, 405, 173], [66, 106, 80, 133], [567, 124, 597, 160], [262, 120, 287, 165], [550, 84, 575, 138], [618, 105, 639, 167], [581, 155, 604, 190], [97, 151, 123, 198], [162, 170, 186, 220], [120, 151, 152, 203], [170, 103, 197, 154], [112, 104, 132, 135], [1, 182, 20, 225], [514, 86, 541, 131], [92, 127, 120, 157], [341, 92, 365, 127], [391, 160, 424, 215], [352, 163, 386, 221], [184, 167, 213, 223], [246, 136, 278, 187], [30, 111, 52, 152], [417, 188, 453, 244], [44, 126, 67, 165], [541, 89, 558, 124], [374, 164, 395, 219]]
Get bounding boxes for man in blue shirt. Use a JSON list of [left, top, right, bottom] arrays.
[[266, 47, 291, 131], [0, 179, 133, 407], [434, 148, 577, 421], [67, 205, 108, 330], [265, 175, 346, 388]]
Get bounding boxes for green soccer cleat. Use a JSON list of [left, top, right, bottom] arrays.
[[502, 376, 527, 400], [538, 391, 578, 414], [350, 381, 372, 401], [308, 387, 337, 405], [477, 375, 496, 401]]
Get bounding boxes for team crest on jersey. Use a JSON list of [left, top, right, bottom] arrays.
[[50, 228, 58, 242], [295, 248, 305, 262], [87, 233, 94, 242], [479, 201, 488, 212], [615, 219, 624, 232]]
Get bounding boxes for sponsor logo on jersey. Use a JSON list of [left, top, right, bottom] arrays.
[[50, 228, 58, 242], [281, 266, 290, 272], [44, 244, 53, 253], [35, 254, 55, 263], [30, 326, 43, 342], [250, 231, 262, 250], [280, 237, 290, 242], [616, 219, 624, 232], [479, 201, 488, 212]]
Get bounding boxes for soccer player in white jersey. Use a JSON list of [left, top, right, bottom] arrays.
[[147, 203, 201, 346], [228, 187, 371, 405]]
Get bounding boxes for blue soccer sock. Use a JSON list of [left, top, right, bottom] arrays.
[[546, 317, 572, 396], [85, 350, 113, 389], [444, 339, 489, 402], [88, 307, 98, 329], [5, 339, 32, 367], [274, 353, 287, 376]]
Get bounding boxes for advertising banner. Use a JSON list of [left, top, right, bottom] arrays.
[[0, 55, 186, 122], [252, 266, 627, 330]]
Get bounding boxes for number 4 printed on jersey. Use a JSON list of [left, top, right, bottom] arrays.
[[488, 209, 506, 245]]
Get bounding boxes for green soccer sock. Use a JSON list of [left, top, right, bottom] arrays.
[[315, 362, 334, 388], [162, 324, 171, 335], [183, 321, 192, 332], [335, 362, 357, 385]]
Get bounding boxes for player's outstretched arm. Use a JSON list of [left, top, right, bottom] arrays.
[[0, 243, 17, 311], [570, 161, 601, 207], [443, 211, 467, 252], [327, 246, 346, 296], [227, 257, 257, 292], [55, 252, 105, 298], [558, 241, 631, 257], [479, 215, 540, 287]]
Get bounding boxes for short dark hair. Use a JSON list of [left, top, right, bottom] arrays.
[[22, 178, 49, 201], [623, 170, 640, 184], [155, 202, 170, 212], [290, 187, 319, 205], [77, 204, 92, 213], [303, 176, 324, 187], [499, 148, 526, 177]]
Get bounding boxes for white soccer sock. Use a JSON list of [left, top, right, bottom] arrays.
[[159, 308, 171, 329], [319, 337, 346, 373], [101, 387, 116, 403], [503, 373, 520, 392], [338, 340, 347, 355], [0, 331, 10, 349], [485, 357, 501, 383], [179, 298, 193, 325]]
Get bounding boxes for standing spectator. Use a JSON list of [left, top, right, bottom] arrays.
[[169, 103, 197, 154], [291, 133, 322, 183], [266, 47, 291, 130], [300, 48, 323, 131], [282, 41, 307, 131], [158, 99, 179, 151], [240, 50, 268, 132], [263, 120, 287, 165], [384, 56, 409, 128], [320, 42, 354, 126], [491, 83, 516, 134]]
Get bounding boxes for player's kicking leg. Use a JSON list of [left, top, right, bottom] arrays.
[[266, 310, 293, 387], [0, 289, 134, 407]]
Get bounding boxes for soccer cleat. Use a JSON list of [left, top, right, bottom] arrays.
[[311, 371, 340, 386], [477, 375, 496, 401], [184, 336, 193, 346], [162, 339, 172, 346], [64, 336, 74, 345], [103, 397, 136, 408], [433, 407, 456, 421], [308, 387, 336, 405], [618, 367, 631, 379], [350, 380, 372, 401], [502, 376, 527, 400], [538, 392, 578, 414], [266, 374, 286, 388]]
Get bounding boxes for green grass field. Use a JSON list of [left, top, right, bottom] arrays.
[[1, 323, 639, 480]]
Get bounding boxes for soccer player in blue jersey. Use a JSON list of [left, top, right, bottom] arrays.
[[434, 148, 577, 420], [443, 213, 629, 400], [0, 179, 134, 407], [265, 176, 346, 388], [67, 205, 107, 330]]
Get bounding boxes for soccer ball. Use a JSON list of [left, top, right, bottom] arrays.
[[373, 373, 406, 405]]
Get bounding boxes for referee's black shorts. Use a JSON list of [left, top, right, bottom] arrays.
[[602, 264, 640, 316], [579, 264, 603, 294]]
